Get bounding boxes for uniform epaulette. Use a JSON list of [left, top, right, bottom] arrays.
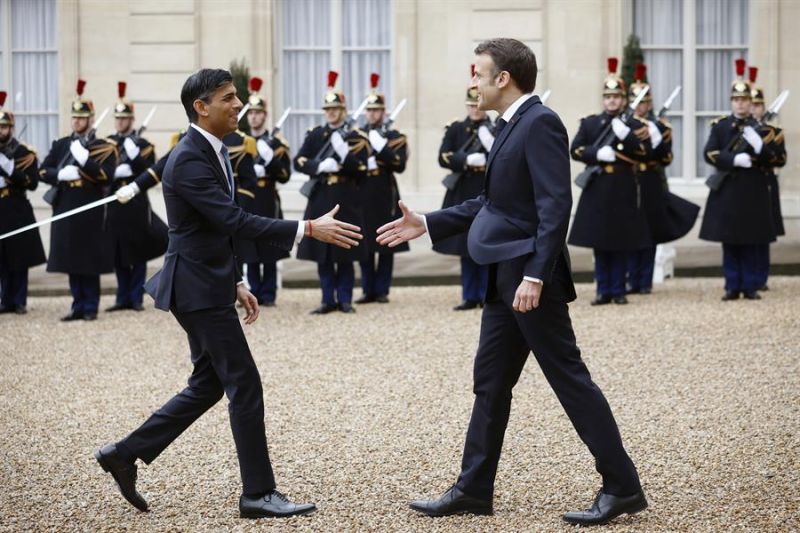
[[243, 134, 257, 156], [169, 131, 184, 149], [22, 143, 36, 155], [353, 128, 369, 139], [445, 119, 459, 129], [709, 115, 727, 126], [274, 132, 289, 148], [658, 117, 673, 130]]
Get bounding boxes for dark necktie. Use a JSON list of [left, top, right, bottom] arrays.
[[219, 145, 235, 199]]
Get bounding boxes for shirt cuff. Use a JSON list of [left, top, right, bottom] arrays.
[[295, 220, 305, 244], [236, 280, 246, 286], [523, 276, 543, 285], [421, 214, 432, 245]]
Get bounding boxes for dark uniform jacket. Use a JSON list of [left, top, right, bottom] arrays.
[[758, 124, 787, 236], [635, 117, 699, 244], [699, 115, 777, 244], [294, 123, 370, 262], [567, 111, 654, 251], [0, 139, 46, 269], [105, 133, 167, 266], [433, 116, 491, 256], [361, 124, 409, 255], [40, 133, 117, 274], [144, 126, 297, 313]]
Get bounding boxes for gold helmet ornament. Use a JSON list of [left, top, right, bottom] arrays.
[[0, 91, 14, 126], [603, 57, 626, 97], [114, 81, 135, 118], [366, 73, 385, 110], [71, 79, 94, 117], [248, 77, 267, 111], [322, 70, 346, 109], [730, 58, 752, 99], [628, 63, 652, 103], [749, 66, 764, 104], [465, 64, 479, 105]]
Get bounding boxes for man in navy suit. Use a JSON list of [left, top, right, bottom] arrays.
[[378, 39, 646, 526], [95, 69, 361, 519]]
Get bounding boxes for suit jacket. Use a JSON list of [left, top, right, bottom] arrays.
[[144, 126, 298, 312], [426, 96, 576, 301]]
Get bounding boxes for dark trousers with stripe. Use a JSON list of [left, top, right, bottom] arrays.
[[68, 274, 100, 314], [0, 268, 28, 308], [722, 243, 762, 293], [594, 250, 627, 298], [247, 262, 278, 304], [318, 260, 354, 305], [360, 253, 394, 297], [115, 261, 146, 306], [461, 256, 489, 303], [627, 247, 656, 291]]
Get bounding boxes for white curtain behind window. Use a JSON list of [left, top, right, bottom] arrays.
[[0, 1, 5, 89], [342, 0, 392, 116], [9, 0, 58, 154]]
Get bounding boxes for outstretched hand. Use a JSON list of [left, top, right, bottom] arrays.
[[309, 204, 363, 249], [376, 200, 426, 247]]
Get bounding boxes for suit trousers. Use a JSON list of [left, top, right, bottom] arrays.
[[461, 256, 489, 303], [122, 304, 276, 495], [455, 256, 641, 500]]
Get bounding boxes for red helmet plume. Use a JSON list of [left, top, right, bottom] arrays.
[[327, 70, 338, 88], [607, 57, 619, 74], [735, 58, 746, 77], [634, 63, 646, 82], [748, 66, 758, 84], [118, 81, 127, 99], [249, 77, 263, 93], [0, 91, 6, 107], [76, 79, 86, 96], [370, 73, 380, 89]]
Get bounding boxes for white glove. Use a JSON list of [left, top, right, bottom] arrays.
[[0, 153, 14, 176], [57, 165, 81, 181], [466, 152, 487, 167], [115, 182, 140, 204], [256, 139, 274, 165], [114, 163, 133, 179], [367, 155, 378, 171], [648, 121, 663, 149], [254, 163, 266, 178], [611, 118, 631, 140], [478, 125, 495, 152], [70, 139, 90, 166], [742, 126, 763, 154], [317, 157, 340, 174], [123, 137, 140, 160], [331, 131, 349, 161], [368, 130, 387, 153], [596, 145, 616, 162], [0, 176, 6, 188], [733, 153, 752, 168]]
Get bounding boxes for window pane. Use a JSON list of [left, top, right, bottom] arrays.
[[634, 0, 682, 45], [642, 50, 682, 112], [696, 49, 747, 112], [696, 0, 748, 45], [14, 114, 58, 156], [343, 50, 391, 116], [282, 50, 331, 153], [663, 116, 682, 178], [343, 0, 391, 47], [696, 117, 717, 178], [282, 0, 330, 47]]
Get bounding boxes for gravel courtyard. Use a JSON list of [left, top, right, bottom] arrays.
[[1, 278, 798, 532]]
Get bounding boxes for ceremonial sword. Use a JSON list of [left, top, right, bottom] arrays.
[[540, 89, 551, 105], [0, 195, 118, 241]]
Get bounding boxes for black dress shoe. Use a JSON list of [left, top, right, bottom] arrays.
[[95, 443, 149, 512], [742, 291, 761, 300], [105, 303, 130, 312], [130, 303, 145, 311], [339, 302, 356, 313], [84, 312, 98, 321], [639, 287, 652, 295], [239, 489, 316, 518], [310, 303, 338, 315], [613, 295, 628, 305], [410, 485, 492, 517], [758, 285, 769, 291], [14, 305, 27, 315], [453, 300, 481, 311], [376, 294, 389, 303], [0, 305, 16, 314], [590, 295, 612, 306], [625, 286, 640, 295], [262, 301, 276, 307], [721, 291, 740, 301], [355, 294, 376, 304], [61, 310, 84, 321], [563, 489, 647, 526]]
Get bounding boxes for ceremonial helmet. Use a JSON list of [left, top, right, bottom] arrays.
[[322, 70, 346, 109], [247, 77, 267, 112], [730, 58, 752, 99], [628, 63, 652, 103], [0, 91, 14, 126], [749, 67, 764, 104], [366, 73, 385, 110], [603, 57, 626, 97], [114, 81, 135, 118], [71, 79, 95, 117], [465, 64, 479, 105]]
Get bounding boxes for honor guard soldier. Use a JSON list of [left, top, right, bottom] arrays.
[[295, 70, 370, 314], [40, 80, 118, 321], [567, 57, 654, 305], [625, 65, 699, 294], [0, 91, 46, 314], [222, 121, 259, 280], [356, 73, 409, 304], [699, 59, 778, 301], [105, 82, 167, 312], [435, 65, 495, 310], [244, 76, 292, 306], [748, 67, 787, 291]]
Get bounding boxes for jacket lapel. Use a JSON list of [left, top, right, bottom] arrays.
[[187, 127, 231, 193], [486, 95, 540, 174]]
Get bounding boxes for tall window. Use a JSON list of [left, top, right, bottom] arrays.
[[279, 0, 391, 157], [633, 0, 749, 180], [0, 0, 58, 154]]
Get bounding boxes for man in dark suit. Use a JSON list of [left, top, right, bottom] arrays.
[[378, 39, 646, 526], [95, 69, 362, 519]]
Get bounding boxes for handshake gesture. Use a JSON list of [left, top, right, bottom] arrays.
[[307, 204, 362, 249]]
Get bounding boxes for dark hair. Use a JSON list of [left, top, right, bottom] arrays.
[[180, 68, 233, 123], [474, 38, 537, 93]]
